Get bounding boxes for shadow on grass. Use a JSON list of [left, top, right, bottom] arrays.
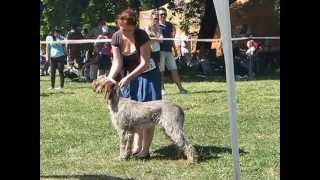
[[40, 91, 75, 97], [152, 144, 248, 162], [40, 174, 134, 180], [165, 89, 225, 96], [163, 72, 279, 83], [40, 78, 51, 82]]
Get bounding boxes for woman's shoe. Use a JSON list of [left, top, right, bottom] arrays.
[[133, 153, 150, 160]]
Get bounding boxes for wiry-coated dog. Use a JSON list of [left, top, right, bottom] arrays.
[[92, 76, 197, 163]]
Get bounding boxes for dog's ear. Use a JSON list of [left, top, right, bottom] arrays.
[[104, 83, 114, 100]]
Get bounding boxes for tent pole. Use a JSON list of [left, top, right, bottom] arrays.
[[212, 0, 241, 179]]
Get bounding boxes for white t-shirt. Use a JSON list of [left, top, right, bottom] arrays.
[[145, 26, 162, 52], [180, 34, 190, 56]]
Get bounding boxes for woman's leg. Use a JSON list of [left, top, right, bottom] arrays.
[[132, 129, 143, 154], [136, 126, 155, 156], [50, 58, 57, 88], [57, 57, 65, 88], [134, 69, 161, 157], [98, 55, 107, 76]]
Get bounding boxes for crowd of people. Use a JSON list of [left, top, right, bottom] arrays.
[[41, 8, 190, 95], [41, 7, 273, 92]]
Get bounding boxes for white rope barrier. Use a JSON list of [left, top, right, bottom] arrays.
[[40, 36, 280, 44]]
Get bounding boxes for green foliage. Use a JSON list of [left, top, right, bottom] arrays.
[[40, 0, 128, 40], [139, 0, 169, 10], [167, 0, 207, 33], [80, 0, 128, 31]]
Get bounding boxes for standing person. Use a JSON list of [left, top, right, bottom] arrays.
[[66, 24, 84, 70], [94, 26, 112, 76], [42, 31, 53, 76], [87, 19, 109, 80], [106, 8, 161, 159], [145, 9, 163, 69], [46, 29, 66, 90], [88, 19, 107, 39], [40, 49, 47, 76], [246, 36, 262, 79], [158, 7, 187, 95]]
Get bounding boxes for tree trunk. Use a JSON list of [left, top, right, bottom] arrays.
[[196, 0, 217, 58], [196, 0, 236, 58]]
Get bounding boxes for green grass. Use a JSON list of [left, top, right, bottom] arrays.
[[40, 75, 279, 180]]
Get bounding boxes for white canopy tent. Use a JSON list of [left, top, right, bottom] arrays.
[[212, 0, 241, 180]]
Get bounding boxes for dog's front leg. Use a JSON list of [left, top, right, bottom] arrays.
[[118, 129, 129, 160], [125, 130, 134, 157]]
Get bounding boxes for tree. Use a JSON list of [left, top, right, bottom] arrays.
[[138, 0, 168, 10], [167, 0, 236, 55], [40, 0, 89, 39], [80, 0, 128, 31], [40, 0, 128, 40]]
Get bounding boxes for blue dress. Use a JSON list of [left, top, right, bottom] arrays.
[[121, 67, 162, 101], [112, 28, 162, 102]]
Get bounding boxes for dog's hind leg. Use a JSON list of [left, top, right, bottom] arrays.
[[161, 122, 197, 163]]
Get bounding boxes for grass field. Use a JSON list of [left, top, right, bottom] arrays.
[[40, 75, 279, 180]]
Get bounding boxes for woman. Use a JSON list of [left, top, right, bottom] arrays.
[[95, 26, 112, 76], [106, 8, 161, 158], [46, 29, 66, 90], [145, 9, 163, 68]]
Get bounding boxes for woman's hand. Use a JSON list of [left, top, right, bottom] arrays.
[[105, 77, 115, 85], [119, 76, 130, 88]]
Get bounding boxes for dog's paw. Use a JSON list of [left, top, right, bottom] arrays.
[[118, 154, 130, 161]]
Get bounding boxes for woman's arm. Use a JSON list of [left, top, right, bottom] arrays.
[[119, 41, 151, 87], [158, 27, 163, 43], [46, 44, 50, 62], [146, 26, 156, 37], [107, 46, 123, 80]]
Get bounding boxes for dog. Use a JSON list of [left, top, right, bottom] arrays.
[[92, 75, 197, 163]]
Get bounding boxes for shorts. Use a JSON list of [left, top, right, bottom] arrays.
[[159, 51, 177, 72]]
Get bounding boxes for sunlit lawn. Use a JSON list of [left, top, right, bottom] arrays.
[[40, 74, 279, 180]]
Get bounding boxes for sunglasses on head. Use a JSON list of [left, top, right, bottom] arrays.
[[119, 16, 136, 25]]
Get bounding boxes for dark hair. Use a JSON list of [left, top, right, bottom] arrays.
[[117, 8, 137, 26], [158, 7, 167, 13], [151, 9, 159, 15], [53, 28, 61, 34]]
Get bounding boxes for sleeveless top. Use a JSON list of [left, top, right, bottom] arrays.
[[111, 28, 151, 73]]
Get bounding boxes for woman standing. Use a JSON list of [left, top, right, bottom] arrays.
[[95, 26, 112, 76], [145, 9, 163, 68], [106, 8, 161, 158], [46, 29, 66, 90]]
